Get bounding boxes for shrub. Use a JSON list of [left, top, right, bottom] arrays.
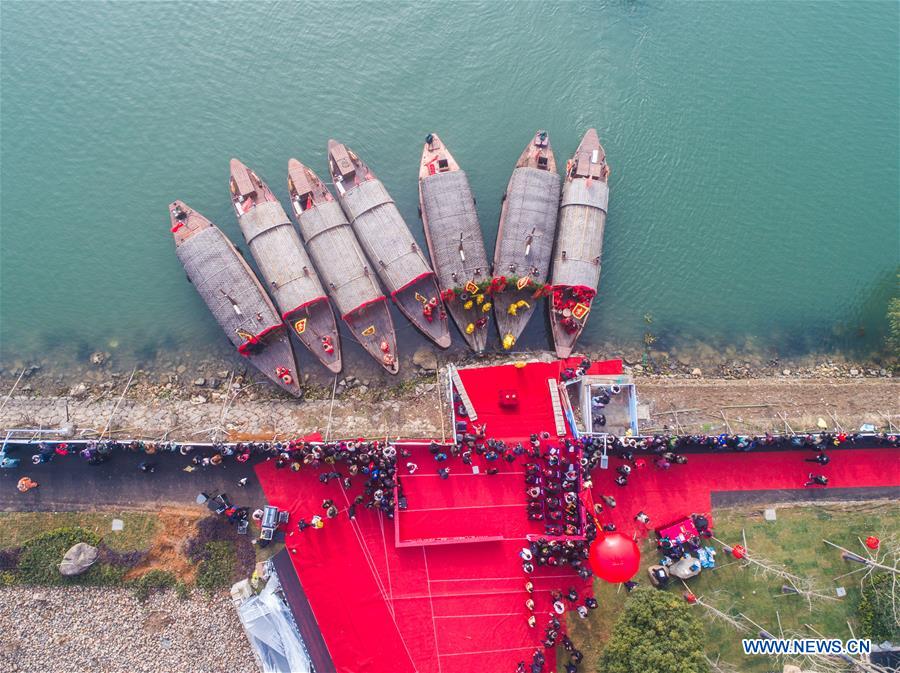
[[859, 573, 900, 642], [196, 541, 236, 592], [175, 580, 191, 600], [599, 587, 708, 673], [133, 569, 177, 602], [98, 546, 147, 568], [0, 547, 20, 572]]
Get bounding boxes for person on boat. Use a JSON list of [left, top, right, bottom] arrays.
[[805, 452, 830, 465]]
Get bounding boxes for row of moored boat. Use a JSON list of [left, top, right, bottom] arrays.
[[169, 130, 609, 395]]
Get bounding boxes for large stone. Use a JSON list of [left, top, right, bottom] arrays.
[[68, 383, 88, 399], [90, 352, 108, 366], [412, 347, 438, 372], [58, 542, 98, 576]]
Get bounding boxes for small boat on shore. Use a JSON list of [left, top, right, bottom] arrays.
[[417, 133, 491, 352], [328, 139, 451, 349], [230, 159, 342, 374], [168, 200, 301, 396], [287, 158, 399, 374], [492, 130, 562, 350], [549, 128, 610, 358]]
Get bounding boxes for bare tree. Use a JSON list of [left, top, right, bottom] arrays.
[[712, 533, 840, 610], [825, 534, 900, 629]]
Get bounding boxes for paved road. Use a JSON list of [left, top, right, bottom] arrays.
[[0, 447, 267, 512]]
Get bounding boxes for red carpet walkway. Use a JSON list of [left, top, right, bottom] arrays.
[[589, 448, 900, 541]]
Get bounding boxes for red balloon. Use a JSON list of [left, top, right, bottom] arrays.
[[866, 536, 880, 550], [731, 545, 746, 559], [589, 532, 641, 583]]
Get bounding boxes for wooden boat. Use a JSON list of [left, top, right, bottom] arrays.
[[327, 139, 451, 349], [492, 130, 562, 350], [549, 128, 610, 358], [230, 159, 342, 374], [417, 133, 491, 352], [168, 200, 301, 396], [287, 158, 400, 374]]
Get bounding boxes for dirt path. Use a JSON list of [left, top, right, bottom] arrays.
[[635, 377, 898, 434], [124, 507, 202, 582]]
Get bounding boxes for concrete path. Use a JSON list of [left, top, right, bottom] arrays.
[[0, 448, 267, 512]]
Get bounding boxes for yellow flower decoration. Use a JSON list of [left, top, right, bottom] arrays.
[[465, 323, 475, 334], [502, 333, 516, 350], [482, 302, 492, 312], [516, 300, 531, 310], [508, 304, 518, 316], [464, 300, 474, 310], [476, 295, 484, 305]]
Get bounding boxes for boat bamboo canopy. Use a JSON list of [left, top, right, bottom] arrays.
[[493, 131, 562, 350], [418, 133, 491, 352], [549, 128, 610, 358]]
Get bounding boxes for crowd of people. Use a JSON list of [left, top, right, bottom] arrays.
[[524, 453, 584, 537]]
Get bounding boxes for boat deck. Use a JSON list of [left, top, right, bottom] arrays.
[[418, 133, 491, 352]]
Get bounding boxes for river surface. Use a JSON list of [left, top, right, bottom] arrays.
[[1, 1, 897, 375]]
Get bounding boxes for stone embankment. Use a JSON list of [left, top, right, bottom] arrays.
[[0, 587, 255, 673]]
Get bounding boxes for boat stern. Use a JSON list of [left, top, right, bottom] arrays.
[[516, 129, 557, 172], [287, 158, 332, 217], [419, 132, 459, 180], [230, 158, 276, 215], [169, 200, 210, 245], [568, 128, 608, 181]]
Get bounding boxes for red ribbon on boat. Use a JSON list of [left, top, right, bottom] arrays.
[[389, 271, 436, 299], [237, 324, 285, 356], [281, 295, 328, 322], [342, 295, 388, 322]]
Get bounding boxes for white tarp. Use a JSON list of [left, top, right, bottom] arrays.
[[237, 576, 312, 673]]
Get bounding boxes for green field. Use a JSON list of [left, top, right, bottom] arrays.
[[0, 511, 160, 551], [566, 500, 900, 672]]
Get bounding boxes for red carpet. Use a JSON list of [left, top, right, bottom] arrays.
[[589, 448, 900, 541], [254, 360, 900, 673]]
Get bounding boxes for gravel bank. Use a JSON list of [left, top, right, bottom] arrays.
[[0, 587, 256, 673]]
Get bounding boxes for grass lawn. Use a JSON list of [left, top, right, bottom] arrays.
[[0, 511, 160, 551], [565, 499, 899, 672]]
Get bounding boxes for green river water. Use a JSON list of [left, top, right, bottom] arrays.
[[1, 1, 897, 374]]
